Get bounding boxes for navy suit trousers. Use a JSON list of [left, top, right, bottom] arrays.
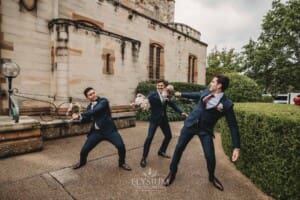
[[169, 126, 216, 179], [142, 117, 172, 158], [80, 129, 126, 165]]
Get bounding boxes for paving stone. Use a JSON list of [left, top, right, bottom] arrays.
[[0, 121, 273, 200]]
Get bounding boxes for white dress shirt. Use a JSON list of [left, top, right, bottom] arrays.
[[206, 93, 224, 109], [91, 101, 100, 130]]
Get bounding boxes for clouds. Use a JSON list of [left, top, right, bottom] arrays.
[[174, 0, 273, 52]]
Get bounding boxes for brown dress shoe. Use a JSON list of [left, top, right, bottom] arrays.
[[163, 172, 176, 186], [158, 152, 171, 159], [140, 158, 147, 168], [72, 162, 86, 170], [119, 163, 132, 171]]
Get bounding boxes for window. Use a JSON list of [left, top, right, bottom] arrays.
[[102, 49, 115, 75], [148, 43, 164, 80], [188, 55, 198, 83], [106, 54, 110, 73]]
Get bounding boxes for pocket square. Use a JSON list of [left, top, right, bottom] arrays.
[[216, 103, 223, 112]]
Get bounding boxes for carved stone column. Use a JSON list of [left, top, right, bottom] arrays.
[[50, 23, 70, 103]]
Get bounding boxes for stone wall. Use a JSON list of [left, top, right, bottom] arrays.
[[121, 0, 175, 23], [0, 0, 207, 112]]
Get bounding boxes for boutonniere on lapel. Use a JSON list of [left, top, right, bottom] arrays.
[[216, 103, 223, 112]]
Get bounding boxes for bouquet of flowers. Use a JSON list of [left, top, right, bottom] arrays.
[[131, 93, 150, 111], [66, 102, 82, 116]]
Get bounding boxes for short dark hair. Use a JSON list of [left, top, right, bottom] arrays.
[[156, 79, 167, 86], [215, 75, 229, 91], [83, 87, 94, 97]]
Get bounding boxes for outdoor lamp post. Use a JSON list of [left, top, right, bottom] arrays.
[[1, 61, 20, 116]]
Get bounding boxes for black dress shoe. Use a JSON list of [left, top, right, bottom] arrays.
[[158, 152, 171, 159], [163, 172, 176, 186], [209, 176, 224, 191], [72, 162, 86, 170], [140, 158, 147, 168], [119, 163, 132, 171]]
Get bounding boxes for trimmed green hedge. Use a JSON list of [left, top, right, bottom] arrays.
[[218, 103, 300, 200], [135, 81, 205, 121]]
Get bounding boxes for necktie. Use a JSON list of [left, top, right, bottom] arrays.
[[203, 94, 214, 104]]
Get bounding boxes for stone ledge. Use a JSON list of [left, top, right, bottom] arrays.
[[0, 109, 136, 157], [0, 137, 43, 158], [41, 121, 91, 140], [0, 116, 43, 158], [0, 116, 40, 132], [112, 111, 136, 118], [40, 116, 136, 140], [0, 128, 41, 142]]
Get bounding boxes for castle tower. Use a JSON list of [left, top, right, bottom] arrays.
[[121, 0, 175, 23]]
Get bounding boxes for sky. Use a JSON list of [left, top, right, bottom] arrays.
[[174, 0, 274, 53]]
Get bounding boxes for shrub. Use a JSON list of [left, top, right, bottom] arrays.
[[135, 81, 156, 96], [225, 73, 261, 102], [219, 103, 300, 200]]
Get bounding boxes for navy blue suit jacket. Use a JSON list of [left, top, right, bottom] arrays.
[[182, 88, 240, 148], [81, 97, 116, 133], [148, 91, 182, 123]]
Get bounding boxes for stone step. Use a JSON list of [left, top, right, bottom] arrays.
[[0, 116, 42, 158]]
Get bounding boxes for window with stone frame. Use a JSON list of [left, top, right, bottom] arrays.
[[102, 49, 115, 75], [148, 42, 164, 80], [188, 54, 198, 83]]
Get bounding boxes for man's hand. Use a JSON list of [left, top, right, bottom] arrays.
[[72, 113, 80, 120], [175, 92, 181, 97], [181, 112, 188, 118], [232, 148, 240, 162]]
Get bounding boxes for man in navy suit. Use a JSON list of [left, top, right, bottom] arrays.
[[72, 87, 131, 171], [163, 75, 240, 191], [140, 80, 187, 168]]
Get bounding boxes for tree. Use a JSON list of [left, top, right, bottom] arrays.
[[241, 0, 300, 94], [206, 47, 242, 84]]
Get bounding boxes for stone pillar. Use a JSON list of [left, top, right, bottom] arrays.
[[50, 23, 70, 104], [167, 0, 175, 23], [0, 0, 14, 114], [0, 0, 3, 114]]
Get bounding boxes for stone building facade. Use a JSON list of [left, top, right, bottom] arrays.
[[0, 0, 207, 113]]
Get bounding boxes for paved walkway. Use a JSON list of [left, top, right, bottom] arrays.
[[0, 121, 272, 200]]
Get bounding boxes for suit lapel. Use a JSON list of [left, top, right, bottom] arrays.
[[90, 97, 101, 110], [219, 95, 233, 111], [155, 91, 164, 105], [199, 89, 211, 108]]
